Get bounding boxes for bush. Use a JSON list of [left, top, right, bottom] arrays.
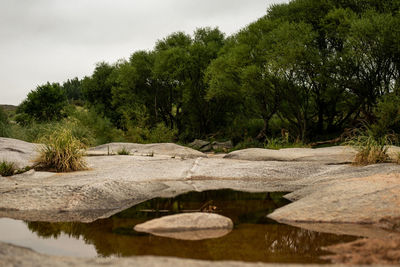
[[0, 161, 16, 177], [17, 82, 67, 123], [0, 107, 10, 137], [117, 147, 130, 155], [346, 129, 391, 165], [35, 127, 87, 172]]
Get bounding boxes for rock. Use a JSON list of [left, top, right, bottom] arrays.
[[87, 142, 207, 159], [0, 137, 40, 169], [268, 173, 400, 224], [188, 139, 210, 150], [188, 140, 233, 152], [322, 234, 400, 265], [224, 146, 357, 164], [212, 141, 233, 151], [134, 212, 233, 240]]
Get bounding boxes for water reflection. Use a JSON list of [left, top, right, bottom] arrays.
[[21, 190, 356, 263]]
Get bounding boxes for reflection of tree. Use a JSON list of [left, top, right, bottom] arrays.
[[264, 225, 356, 256], [23, 190, 356, 262]]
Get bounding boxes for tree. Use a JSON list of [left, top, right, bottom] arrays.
[[82, 62, 121, 126], [62, 77, 83, 103], [17, 82, 67, 123]]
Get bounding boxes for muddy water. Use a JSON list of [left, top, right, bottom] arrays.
[[0, 190, 357, 263]]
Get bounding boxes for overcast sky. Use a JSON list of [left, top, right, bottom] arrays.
[[0, 0, 286, 105]]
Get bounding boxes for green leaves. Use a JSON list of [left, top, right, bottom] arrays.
[[17, 82, 67, 123]]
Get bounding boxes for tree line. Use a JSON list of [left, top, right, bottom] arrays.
[[14, 0, 400, 145]]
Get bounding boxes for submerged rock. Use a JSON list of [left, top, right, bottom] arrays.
[[134, 212, 233, 240]]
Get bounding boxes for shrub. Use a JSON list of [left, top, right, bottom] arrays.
[[0, 161, 16, 177], [35, 127, 87, 172], [148, 123, 177, 143], [117, 147, 130, 155], [346, 129, 391, 165], [17, 82, 67, 122]]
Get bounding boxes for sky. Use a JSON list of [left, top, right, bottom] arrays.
[[0, 0, 287, 105]]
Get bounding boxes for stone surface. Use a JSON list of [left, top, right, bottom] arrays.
[[224, 146, 357, 164], [1, 137, 400, 227], [0, 137, 40, 169], [322, 234, 400, 265], [134, 212, 233, 240], [87, 142, 207, 159], [268, 173, 400, 224], [188, 139, 210, 150]]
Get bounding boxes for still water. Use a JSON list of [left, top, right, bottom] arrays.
[[0, 190, 357, 263]]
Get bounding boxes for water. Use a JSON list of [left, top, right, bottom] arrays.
[[0, 190, 357, 263]]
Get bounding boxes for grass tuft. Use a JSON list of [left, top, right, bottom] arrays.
[[117, 147, 130, 155], [0, 161, 16, 177], [346, 129, 391, 165], [35, 127, 87, 172]]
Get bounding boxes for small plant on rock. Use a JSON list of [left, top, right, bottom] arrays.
[[346, 128, 391, 165], [35, 127, 87, 172], [117, 147, 130, 155], [0, 161, 16, 177]]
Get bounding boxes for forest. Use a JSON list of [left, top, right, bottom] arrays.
[[1, 0, 400, 149]]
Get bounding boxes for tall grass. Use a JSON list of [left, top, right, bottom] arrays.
[[346, 128, 392, 165], [35, 127, 87, 172], [0, 161, 16, 177]]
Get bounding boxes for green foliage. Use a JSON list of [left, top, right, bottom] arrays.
[[125, 123, 176, 144], [370, 93, 400, 138], [0, 161, 15, 177], [62, 77, 83, 103], [0, 107, 10, 137], [117, 147, 130, 155], [35, 127, 87, 172], [11, 0, 400, 147], [17, 82, 67, 123]]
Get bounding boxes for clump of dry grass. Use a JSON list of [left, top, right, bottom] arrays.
[[35, 127, 87, 172], [346, 129, 391, 165]]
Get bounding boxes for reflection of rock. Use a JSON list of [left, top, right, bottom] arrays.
[[134, 212, 233, 240], [285, 222, 394, 239], [145, 229, 233, 241], [0, 137, 39, 169], [88, 142, 207, 159]]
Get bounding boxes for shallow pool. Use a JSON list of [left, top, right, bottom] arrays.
[[0, 190, 357, 263]]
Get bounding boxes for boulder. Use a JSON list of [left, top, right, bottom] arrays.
[[212, 141, 233, 151], [268, 173, 400, 224], [224, 146, 357, 164], [0, 137, 39, 169], [188, 139, 210, 150], [87, 142, 207, 159], [134, 212, 233, 240]]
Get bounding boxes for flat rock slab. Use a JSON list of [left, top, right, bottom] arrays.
[[134, 212, 233, 240], [0, 137, 40, 168], [268, 173, 400, 224], [224, 146, 357, 164], [87, 142, 207, 159]]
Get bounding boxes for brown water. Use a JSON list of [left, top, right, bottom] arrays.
[[0, 190, 357, 263]]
